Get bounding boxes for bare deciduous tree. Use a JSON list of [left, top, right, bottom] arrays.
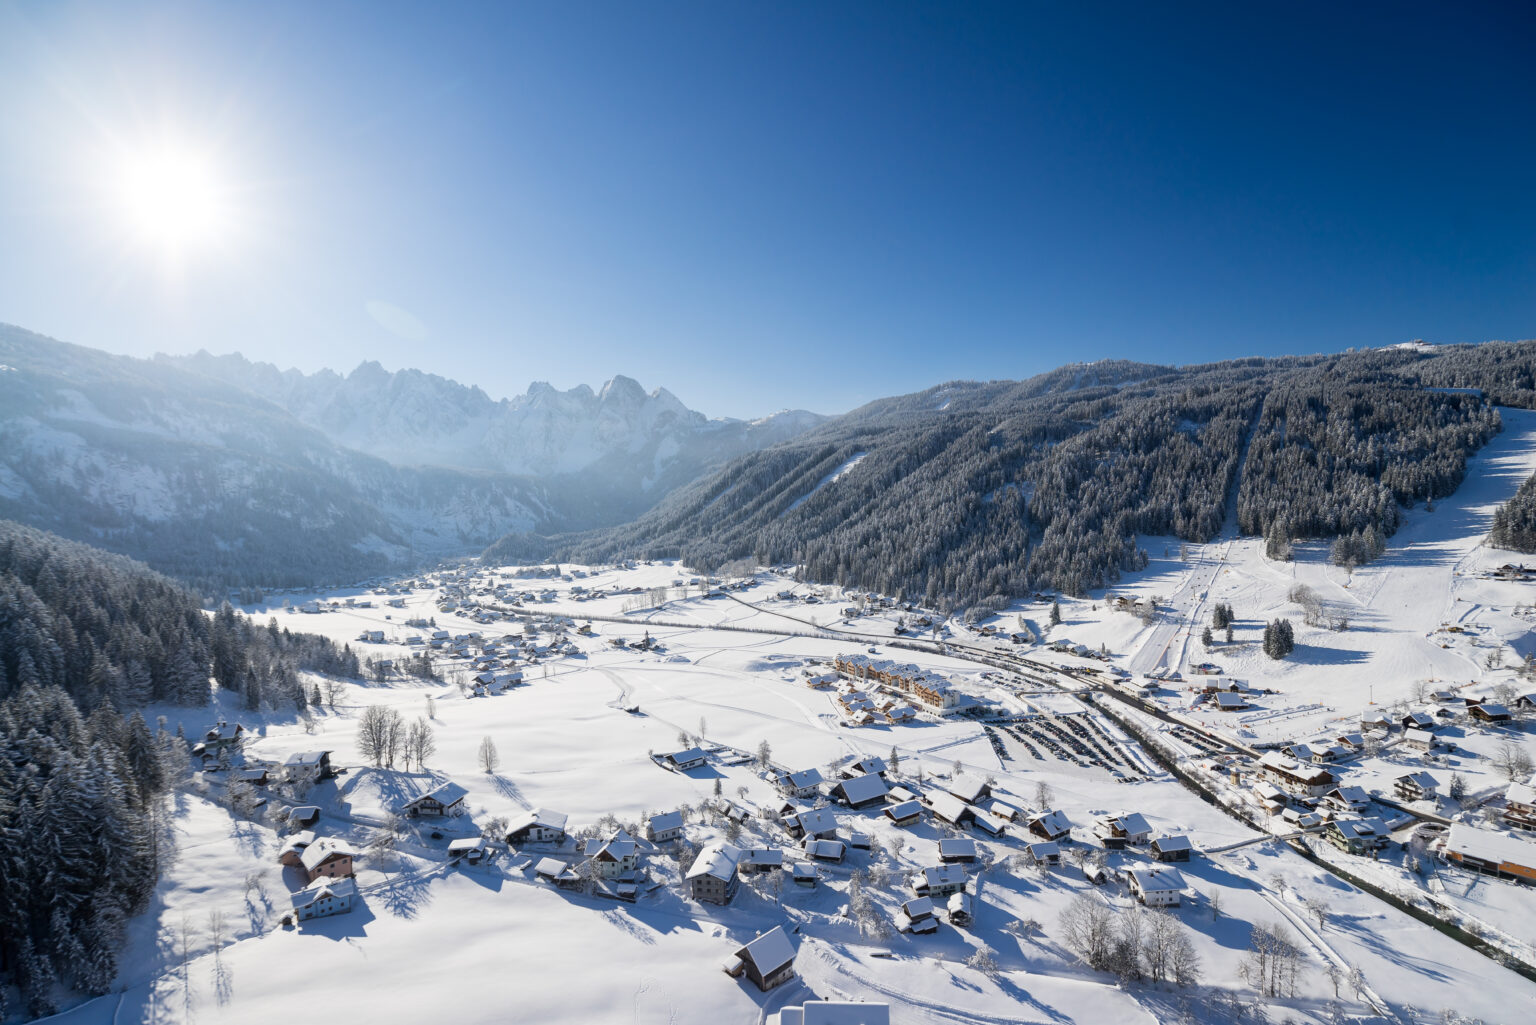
[[357, 705, 404, 767], [478, 735, 500, 774]]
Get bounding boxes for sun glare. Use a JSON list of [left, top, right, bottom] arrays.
[[114, 145, 229, 253]]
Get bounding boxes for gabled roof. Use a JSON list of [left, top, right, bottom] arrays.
[[1026, 840, 1060, 859], [927, 791, 971, 823], [901, 896, 936, 919], [403, 781, 468, 811], [668, 747, 707, 764], [1029, 809, 1071, 835], [796, 808, 838, 836], [1326, 785, 1370, 804], [803, 838, 846, 859], [1127, 866, 1186, 892], [284, 750, 331, 768], [587, 829, 638, 861], [1111, 811, 1152, 836], [447, 836, 488, 854], [648, 810, 684, 833], [851, 755, 888, 775], [300, 838, 355, 872], [1506, 780, 1536, 806], [919, 864, 966, 889], [780, 768, 824, 790], [885, 799, 922, 821], [687, 842, 743, 881], [508, 807, 568, 834], [836, 772, 889, 805], [737, 926, 795, 976], [281, 830, 316, 856], [1151, 834, 1192, 853], [740, 847, 785, 868], [946, 773, 990, 804], [290, 875, 355, 910], [1396, 771, 1439, 790], [938, 837, 977, 859]]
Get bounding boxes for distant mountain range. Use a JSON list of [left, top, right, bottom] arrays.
[[0, 324, 821, 591]]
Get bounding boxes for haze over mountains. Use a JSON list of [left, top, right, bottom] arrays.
[[0, 324, 821, 591]]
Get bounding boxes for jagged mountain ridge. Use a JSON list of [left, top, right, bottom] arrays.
[[163, 350, 823, 479]]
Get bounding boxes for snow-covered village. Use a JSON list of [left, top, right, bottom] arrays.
[[4, 4, 1536, 1024]]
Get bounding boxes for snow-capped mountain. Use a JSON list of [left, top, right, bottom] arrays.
[[0, 325, 823, 589], [164, 351, 822, 481]]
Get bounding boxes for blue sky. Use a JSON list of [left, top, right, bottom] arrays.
[[1, 2, 1532, 418]]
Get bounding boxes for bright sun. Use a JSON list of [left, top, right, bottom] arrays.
[[115, 146, 229, 253]]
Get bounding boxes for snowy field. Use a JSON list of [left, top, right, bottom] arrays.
[[35, 410, 1536, 1025]]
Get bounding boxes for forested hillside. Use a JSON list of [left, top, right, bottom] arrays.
[[495, 343, 1533, 606], [1489, 471, 1536, 554], [0, 520, 361, 1015]]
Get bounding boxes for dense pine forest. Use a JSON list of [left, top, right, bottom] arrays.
[[493, 342, 1535, 606], [0, 520, 359, 1015], [1489, 471, 1536, 555]]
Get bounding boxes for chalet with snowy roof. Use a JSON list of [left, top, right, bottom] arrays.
[[283, 750, 334, 782], [1151, 835, 1193, 862], [790, 807, 839, 840], [847, 755, 889, 779], [287, 805, 320, 830], [1504, 780, 1536, 831], [448, 836, 491, 864], [885, 800, 922, 827], [1126, 867, 1185, 906], [1401, 712, 1435, 731], [300, 838, 356, 883], [201, 721, 247, 755], [399, 781, 469, 818], [738, 848, 786, 875], [290, 875, 355, 922], [534, 856, 581, 889], [1213, 692, 1248, 712], [938, 837, 978, 864], [912, 864, 966, 898], [774, 768, 825, 798], [1026, 841, 1061, 866], [506, 808, 568, 845], [1360, 713, 1392, 733], [1256, 751, 1336, 798], [1335, 732, 1366, 751], [833, 772, 889, 809], [664, 747, 707, 771], [583, 829, 640, 879], [1395, 771, 1440, 802], [897, 897, 939, 934], [946, 891, 975, 927], [946, 773, 992, 805], [646, 810, 685, 844], [279, 830, 316, 867], [1470, 702, 1513, 724], [1095, 812, 1152, 849], [687, 843, 743, 905], [791, 862, 818, 887], [726, 924, 798, 991], [803, 838, 846, 862], [1404, 727, 1438, 752], [1027, 809, 1072, 841], [1321, 786, 1371, 814], [926, 791, 973, 828], [1325, 817, 1389, 855]]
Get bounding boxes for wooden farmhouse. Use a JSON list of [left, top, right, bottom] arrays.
[[1150, 835, 1193, 862], [506, 808, 568, 845], [399, 781, 469, 818], [1443, 824, 1536, 882], [1504, 780, 1536, 831], [646, 810, 685, 844], [726, 926, 796, 992], [832, 772, 889, 809]]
